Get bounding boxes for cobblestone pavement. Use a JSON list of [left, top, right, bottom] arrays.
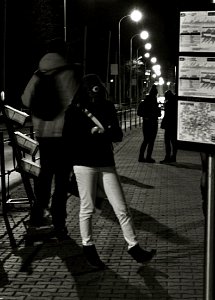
[[0, 124, 205, 299]]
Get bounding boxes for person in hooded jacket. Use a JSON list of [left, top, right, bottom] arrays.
[[160, 90, 177, 163], [22, 38, 80, 239], [63, 74, 156, 269], [137, 85, 161, 163]]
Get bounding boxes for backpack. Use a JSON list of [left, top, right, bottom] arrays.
[[31, 66, 68, 121]]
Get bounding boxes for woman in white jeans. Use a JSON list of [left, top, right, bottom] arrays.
[[63, 74, 156, 268]]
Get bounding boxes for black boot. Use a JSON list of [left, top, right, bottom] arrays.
[[128, 244, 156, 263], [83, 245, 106, 269]]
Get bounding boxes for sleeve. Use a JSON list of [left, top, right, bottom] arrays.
[[105, 103, 123, 143], [137, 101, 144, 117], [21, 74, 39, 108]]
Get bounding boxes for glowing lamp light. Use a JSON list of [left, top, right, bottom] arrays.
[[130, 10, 143, 22], [140, 30, 149, 40], [145, 43, 152, 50]]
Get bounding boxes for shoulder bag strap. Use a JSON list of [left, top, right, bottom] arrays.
[[83, 108, 105, 132]]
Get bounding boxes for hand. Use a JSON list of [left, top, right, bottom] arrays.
[[91, 126, 105, 134]]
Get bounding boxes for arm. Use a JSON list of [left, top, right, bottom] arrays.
[[21, 74, 39, 108], [105, 103, 123, 143]]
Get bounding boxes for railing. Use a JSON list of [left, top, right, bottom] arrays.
[[116, 103, 142, 132]]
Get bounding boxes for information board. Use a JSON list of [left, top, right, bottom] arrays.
[[177, 100, 215, 144], [179, 11, 215, 53], [177, 9, 215, 150], [178, 56, 215, 98]]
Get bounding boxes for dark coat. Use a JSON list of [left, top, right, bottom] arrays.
[[63, 100, 123, 167], [137, 95, 161, 122]]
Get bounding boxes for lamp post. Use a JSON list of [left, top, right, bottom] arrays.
[[136, 50, 151, 100], [129, 31, 149, 103], [64, 0, 67, 42], [118, 9, 142, 108]]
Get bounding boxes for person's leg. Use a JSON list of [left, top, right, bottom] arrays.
[[74, 166, 105, 268], [100, 167, 156, 263], [31, 138, 54, 225], [146, 122, 158, 162], [138, 141, 147, 162], [51, 139, 71, 234], [74, 166, 97, 245], [170, 130, 177, 162], [160, 130, 171, 163], [99, 167, 138, 249], [138, 124, 147, 162]]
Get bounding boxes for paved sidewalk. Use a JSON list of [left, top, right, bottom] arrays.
[[0, 124, 205, 299]]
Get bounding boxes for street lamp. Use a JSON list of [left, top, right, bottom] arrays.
[[135, 49, 151, 99], [130, 31, 149, 67], [151, 57, 157, 64], [118, 9, 143, 107], [64, 0, 67, 42], [145, 43, 152, 50], [137, 45, 150, 60], [129, 31, 149, 102]]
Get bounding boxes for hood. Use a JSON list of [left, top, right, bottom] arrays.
[[38, 53, 67, 72]]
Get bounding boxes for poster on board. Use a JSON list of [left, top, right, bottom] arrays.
[[177, 100, 215, 145], [178, 56, 215, 98], [180, 11, 215, 53]]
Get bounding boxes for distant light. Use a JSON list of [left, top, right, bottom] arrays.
[[140, 30, 149, 40], [145, 43, 152, 50], [110, 79, 114, 83], [144, 52, 150, 58], [152, 64, 161, 76], [159, 77, 164, 85], [1, 91, 5, 100], [130, 10, 143, 22], [151, 57, 157, 64], [167, 81, 170, 86]]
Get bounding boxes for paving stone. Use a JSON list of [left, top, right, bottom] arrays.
[[0, 125, 207, 299]]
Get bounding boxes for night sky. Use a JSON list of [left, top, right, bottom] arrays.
[[67, 0, 214, 81], [1, 0, 214, 106]]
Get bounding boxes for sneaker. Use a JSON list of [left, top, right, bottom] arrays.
[[83, 245, 106, 269], [145, 157, 156, 163], [128, 244, 156, 263]]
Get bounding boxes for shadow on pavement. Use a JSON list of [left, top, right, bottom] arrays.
[[130, 208, 191, 245], [138, 265, 173, 300], [0, 259, 10, 287], [12, 237, 160, 299], [164, 162, 201, 170], [120, 175, 154, 189], [100, 201, 190, 246]]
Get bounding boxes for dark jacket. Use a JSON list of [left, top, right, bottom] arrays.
[[161, 93, 177, 130], [137, 95, 161, 122], [63, 100, 123, 167], [22, 53, 79, 137]]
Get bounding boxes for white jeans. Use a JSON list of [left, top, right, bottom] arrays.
[[73, 165, 138, 249]]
